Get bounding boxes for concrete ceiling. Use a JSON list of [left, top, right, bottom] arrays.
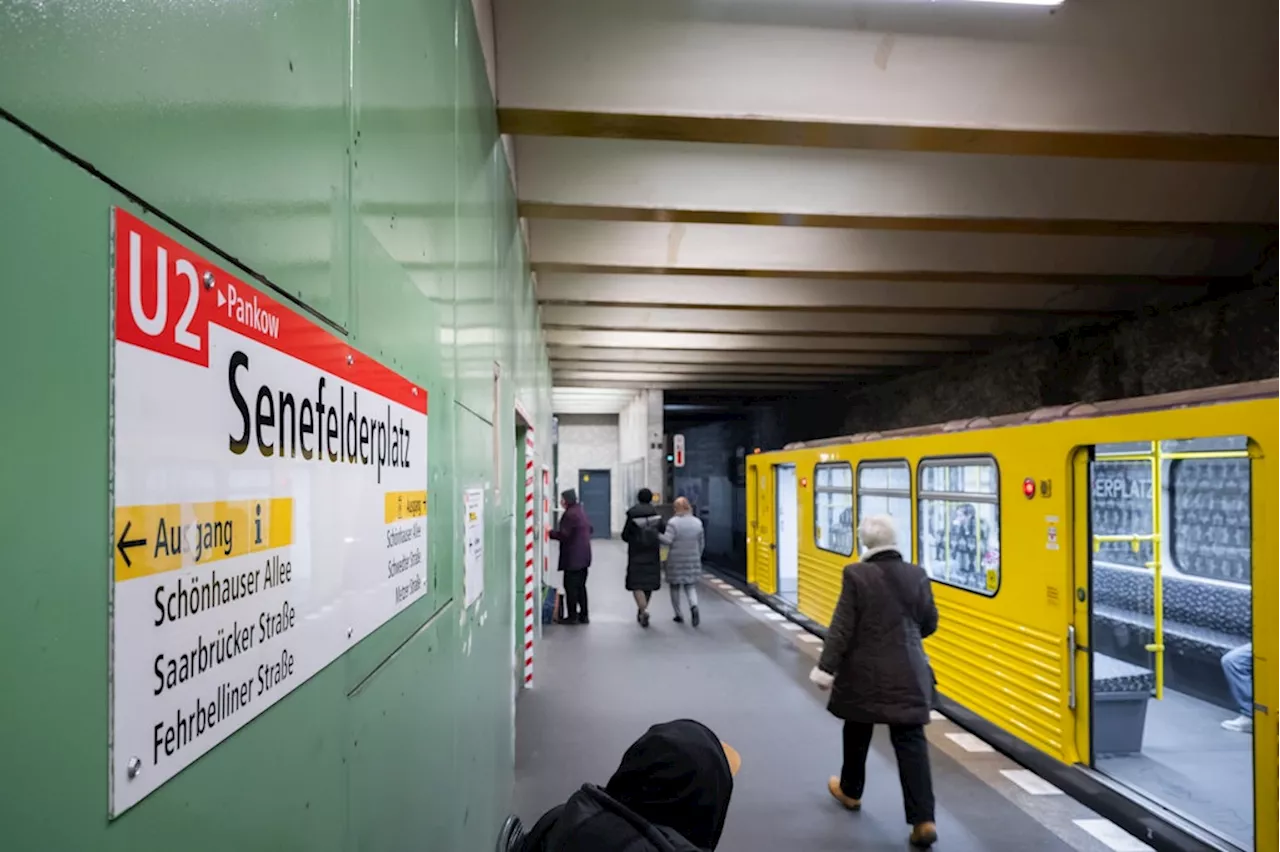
[[491, 0, 1277, 397], [551, 386, 638, 415]]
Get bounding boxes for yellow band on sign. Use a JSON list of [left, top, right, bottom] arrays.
[[384, 490, 428, 524], [114, 498, 294, 582]]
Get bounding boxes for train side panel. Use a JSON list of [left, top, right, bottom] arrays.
[[752, 395, 1276, 844]]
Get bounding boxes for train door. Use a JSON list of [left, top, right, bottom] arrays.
[[1073, 437, 1256, 850], [775, 465, 799, 605], [747, 464, 758, 584], [750, 463, 776, 594]]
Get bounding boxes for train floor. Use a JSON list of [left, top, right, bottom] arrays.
[[513, 540, 1157, 852], [1096, 688, 1253, 849]]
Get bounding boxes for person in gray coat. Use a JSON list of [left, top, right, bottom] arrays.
[[809, 514, 940, 849], [660, 497, 705, 627]]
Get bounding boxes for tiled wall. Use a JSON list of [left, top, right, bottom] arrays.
[[556, 414, 625, 535]]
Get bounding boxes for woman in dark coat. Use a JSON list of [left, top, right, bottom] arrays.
[[549, 489, 593, 624], [621, 488, 666, 628], [809, 514, 940, 849]]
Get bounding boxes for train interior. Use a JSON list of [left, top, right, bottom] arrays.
[[774, 464, 799, 605], [1086, 436, 1254, 851]]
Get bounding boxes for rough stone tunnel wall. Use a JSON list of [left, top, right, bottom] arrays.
[[781, 280, 1278, 442]]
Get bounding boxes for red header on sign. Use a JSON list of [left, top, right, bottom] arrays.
[[113, 208, 427, 414]]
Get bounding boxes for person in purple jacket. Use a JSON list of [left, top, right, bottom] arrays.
[[550, 489, 594, 624]]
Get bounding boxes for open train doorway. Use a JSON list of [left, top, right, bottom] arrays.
[[1082, 437, 1254, 850], [775, 464, 799, 605]]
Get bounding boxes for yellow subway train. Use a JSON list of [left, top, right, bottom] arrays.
[[745, 380, 1276, 852]]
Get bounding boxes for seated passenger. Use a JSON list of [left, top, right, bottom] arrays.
[[1221, 642, 1253, 733], [517, 719, 739, 851]]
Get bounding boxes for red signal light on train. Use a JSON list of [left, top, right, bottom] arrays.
[[1022, 478, 1036, 499]]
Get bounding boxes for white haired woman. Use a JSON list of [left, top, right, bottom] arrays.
[[660, 497, 706, 627], [809, 514, 941, 848]]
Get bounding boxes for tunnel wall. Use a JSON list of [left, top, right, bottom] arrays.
[[0, 2, 550, 850], [822, 280, 1279, 439]]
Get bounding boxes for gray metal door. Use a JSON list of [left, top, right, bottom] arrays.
[[579, 469, 611, 539]]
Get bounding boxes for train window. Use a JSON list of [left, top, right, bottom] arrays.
[[1091, 436, 1252, 584], [1166, 437, 1250, 584], [857, 461, 912, 554], [1091, 452, 1155, 571], [1169, 456, 1250, 583], [814, 462, 854, 556], [1097, 441, 1154, 457], [917, 458, 1001, 596]]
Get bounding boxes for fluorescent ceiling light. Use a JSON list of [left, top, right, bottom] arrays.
[[955, 0, 1064, 5]]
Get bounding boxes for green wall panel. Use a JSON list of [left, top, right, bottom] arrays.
[[0, 0, 552, 848], [348, 617, 461, 852], [0, 0, 354, 327]]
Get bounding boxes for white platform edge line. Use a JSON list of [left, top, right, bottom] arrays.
[[1072, 819, 1154, 852], [945, 732, 994, 753], [1000, 769, 1063, 796]]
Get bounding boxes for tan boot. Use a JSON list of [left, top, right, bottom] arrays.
[[910, 821, 938, 848], [827, 777, 861, 810]]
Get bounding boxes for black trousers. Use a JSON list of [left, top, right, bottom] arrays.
[[840, 721, 935, 825], [563, 569, 589, 621]]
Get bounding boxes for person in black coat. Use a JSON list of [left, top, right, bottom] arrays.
[[517, 719, 740, 852], [621, 488, 666, 628], [809, 514, 940, 849], [549, 489, 593, 624]]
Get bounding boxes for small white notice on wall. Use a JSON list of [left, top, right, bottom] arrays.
[[464, 487, 485, 607]]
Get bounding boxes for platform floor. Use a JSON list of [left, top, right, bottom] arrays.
[[513, 541, 1158, 852]]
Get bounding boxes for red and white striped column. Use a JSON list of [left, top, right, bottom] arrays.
[[523, 430, 537, 688]]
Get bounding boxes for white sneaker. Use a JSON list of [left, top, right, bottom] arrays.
[[1221, 715, 1253, 733]]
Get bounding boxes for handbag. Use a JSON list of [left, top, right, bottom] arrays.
[[540, 586, 557, 625]]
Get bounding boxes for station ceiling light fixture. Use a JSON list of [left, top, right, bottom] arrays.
[[948, 0, 1064, 5]]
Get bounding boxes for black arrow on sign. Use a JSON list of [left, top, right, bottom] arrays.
[[116, 521, 148, 568]]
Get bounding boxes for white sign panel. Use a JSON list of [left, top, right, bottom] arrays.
[[1045, 515, 1060, 551], [464, 487, 485, 607], [109, 209, 429, 815], [673, 433, 686, 468]]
